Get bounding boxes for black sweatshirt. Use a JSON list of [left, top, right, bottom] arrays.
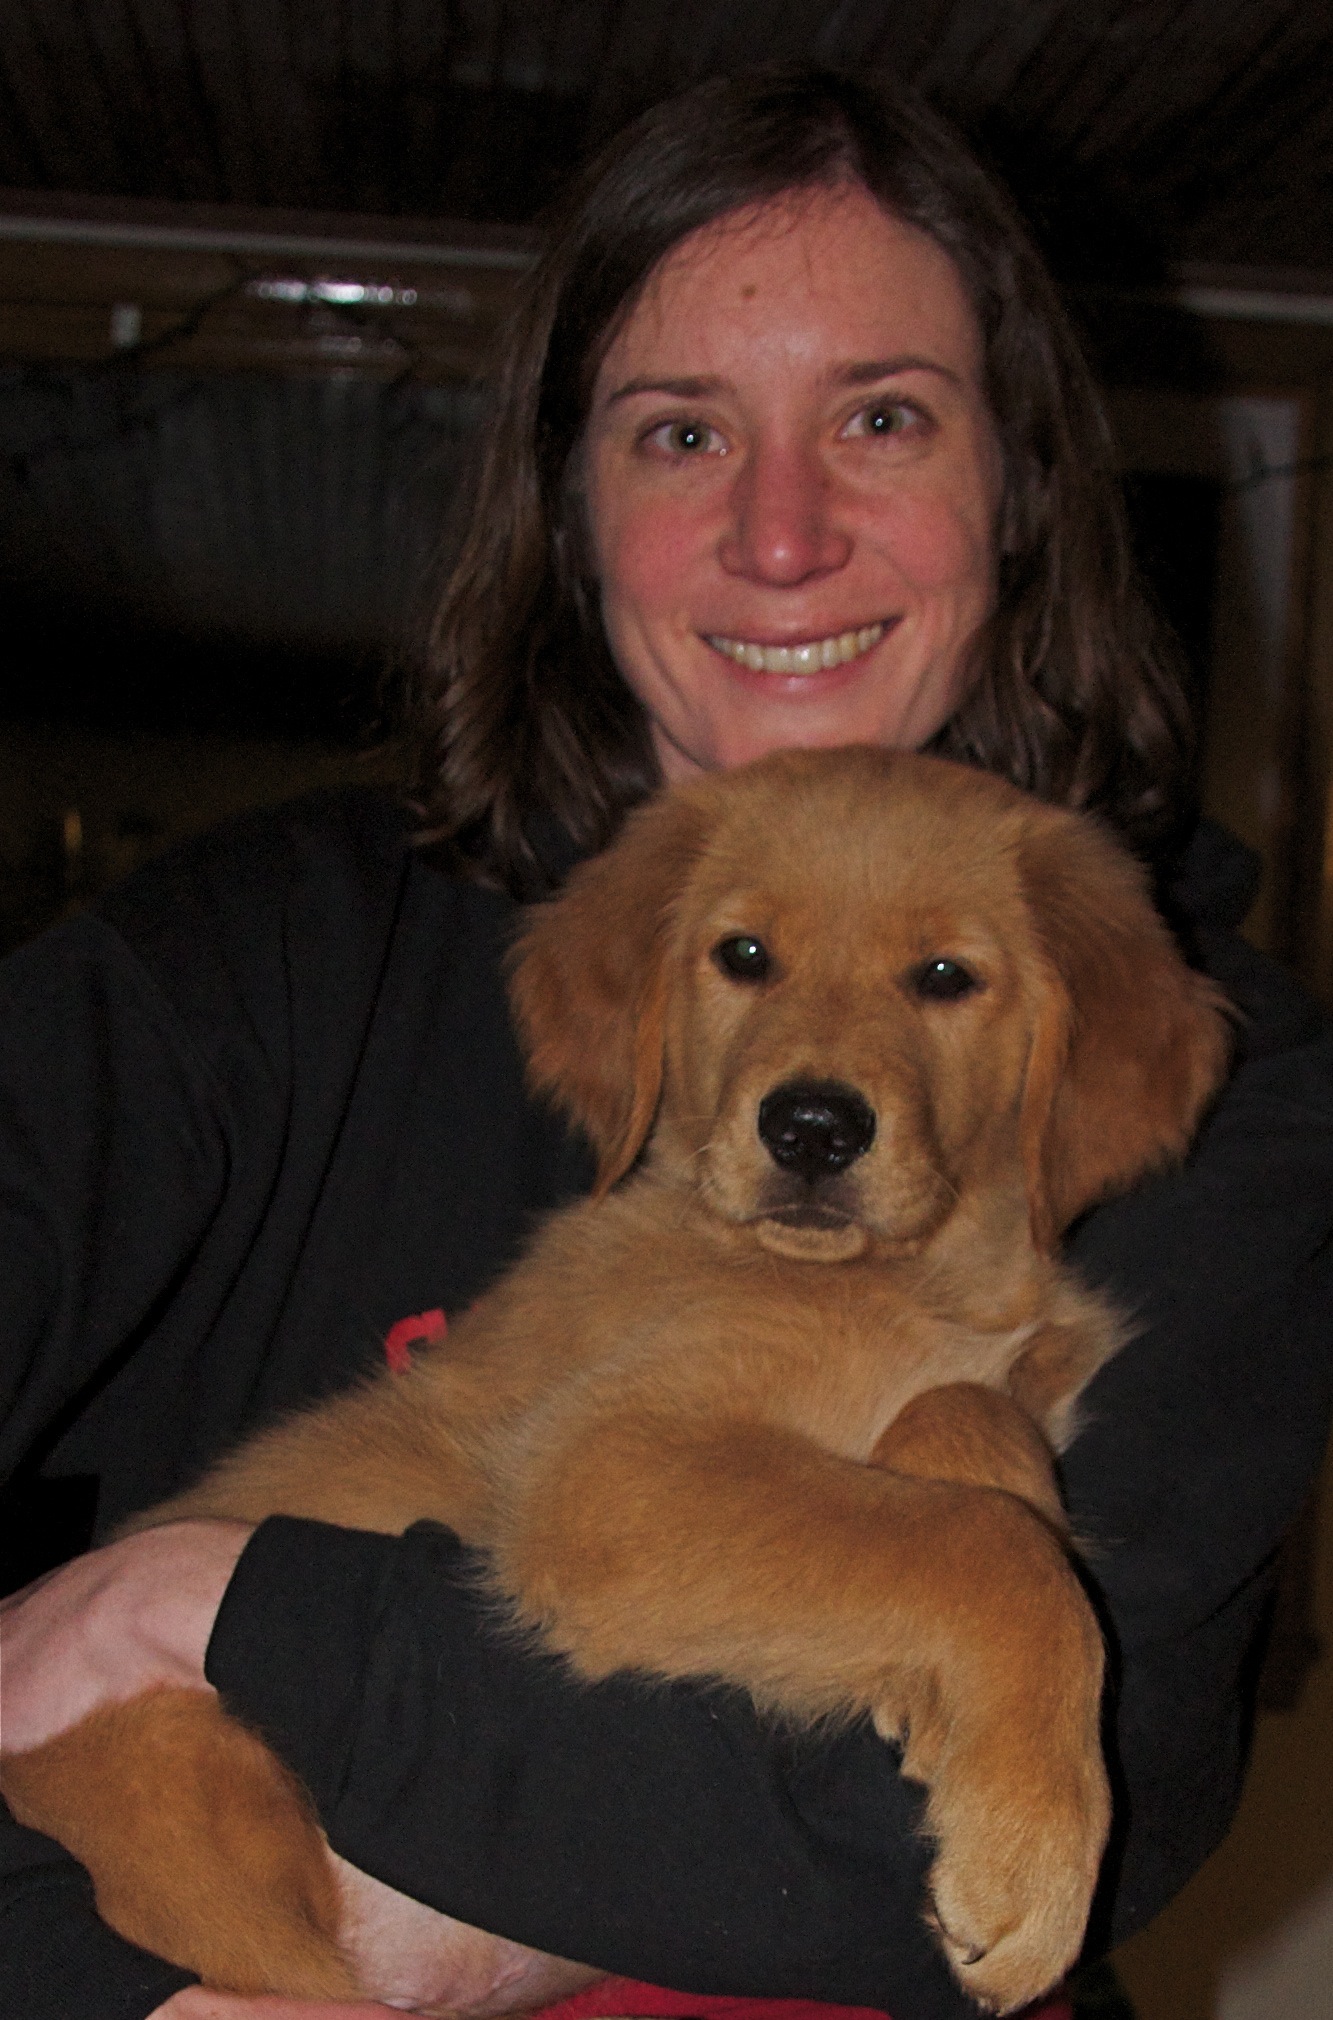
[[2, 788, 1332, 2020]]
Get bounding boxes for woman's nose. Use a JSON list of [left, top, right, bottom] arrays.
[[717, 442, 853, 586]]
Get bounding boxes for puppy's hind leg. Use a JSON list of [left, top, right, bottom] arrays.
[[1, 1687, 358, 1999]]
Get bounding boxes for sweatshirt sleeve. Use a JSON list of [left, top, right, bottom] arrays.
[[206, 1517, 968, 2018], [1062, 976, 1333, 1943]]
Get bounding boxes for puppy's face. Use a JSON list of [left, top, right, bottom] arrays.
[[510, 748, 1231, 1262], [656, 779, 1042, 1260]]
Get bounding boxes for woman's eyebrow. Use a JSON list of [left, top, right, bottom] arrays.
[[604, 374, 726, 405], [835, 356, 962, 387], [602, 358, 963, 406]]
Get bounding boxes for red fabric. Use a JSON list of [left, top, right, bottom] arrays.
[[529, 1974, 1073, 2020], [383, 1306, 447, 1371]]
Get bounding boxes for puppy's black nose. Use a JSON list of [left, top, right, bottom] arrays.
[[757, 1081, 876, 1183]]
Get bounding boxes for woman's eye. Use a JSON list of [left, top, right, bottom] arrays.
[[713, 935, 772, 983], [908, 957, 980, 1002], [645, 419, 726, 457], [842, 401, 923, 441]]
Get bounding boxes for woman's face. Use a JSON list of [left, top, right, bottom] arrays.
[[582, 181, 1004, 780]]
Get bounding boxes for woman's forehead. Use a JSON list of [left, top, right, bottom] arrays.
[[593, 182, 985, 398]]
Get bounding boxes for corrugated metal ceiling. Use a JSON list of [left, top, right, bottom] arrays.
[[0, 1, 1329, 275]]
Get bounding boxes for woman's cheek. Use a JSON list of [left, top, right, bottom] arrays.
[[863, 484, 995, 598], [597, 491, 717, 631]]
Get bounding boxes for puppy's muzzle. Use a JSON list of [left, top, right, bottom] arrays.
[[757, 1081, 877, 1184]]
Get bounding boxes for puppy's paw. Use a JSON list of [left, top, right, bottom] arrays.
[[920, 1719, 1110, 2014]]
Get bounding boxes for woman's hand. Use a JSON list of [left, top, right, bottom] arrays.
[[3, 1527, 409, 2017], [4, 1526, 601, 2019], [0, 1521, 253, 1750]]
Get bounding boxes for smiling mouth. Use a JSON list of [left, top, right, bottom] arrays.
[[705, 623, 886, 674]]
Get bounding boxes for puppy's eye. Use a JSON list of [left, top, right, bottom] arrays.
[[909, 957, 980, 1002], [713, 935, 772, 983]]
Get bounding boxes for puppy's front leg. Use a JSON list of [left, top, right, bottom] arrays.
[[870, 1382, 1065, 1528], [493, 1411, 1106, 2015]]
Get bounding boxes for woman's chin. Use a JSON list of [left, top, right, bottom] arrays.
[[658, 705, 918, 777]]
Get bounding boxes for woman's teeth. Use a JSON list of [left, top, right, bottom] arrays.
[[706, 624, 884, 673]]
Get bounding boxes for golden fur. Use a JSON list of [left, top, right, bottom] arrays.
[[2, 748, 1231, 2014]]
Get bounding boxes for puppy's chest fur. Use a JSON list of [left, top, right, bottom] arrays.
[[476, 1179, 1120, 1460], [167, 1172, 1118, 1551]]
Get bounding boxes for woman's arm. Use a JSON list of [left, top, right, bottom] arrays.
[[1, 1528, 593, 2020], [1, 1512, 963, 2016], [0, 1527, 250, 1747], [0, 1529, 249, 2020], [1065, 944, 1333, 1942]]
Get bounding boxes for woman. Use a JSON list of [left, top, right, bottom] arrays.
[[3, 67, 1332, 2020]]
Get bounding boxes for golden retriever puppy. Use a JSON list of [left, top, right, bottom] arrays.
[[2, 748, 1230, 2015]]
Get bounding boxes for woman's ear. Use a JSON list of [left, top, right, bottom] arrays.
[[1018, 813, 1233, 1253], [508, 790, 708, 1195]]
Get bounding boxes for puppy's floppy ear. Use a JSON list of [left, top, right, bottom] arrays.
[[1018, 814, 1232, 1253], [508, 791, 708, 1195]]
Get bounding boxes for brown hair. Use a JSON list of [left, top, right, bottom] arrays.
[[406, 66, 1192, 898]]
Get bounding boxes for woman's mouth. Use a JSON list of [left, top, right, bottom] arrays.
[[704, 623, 885, 674]]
